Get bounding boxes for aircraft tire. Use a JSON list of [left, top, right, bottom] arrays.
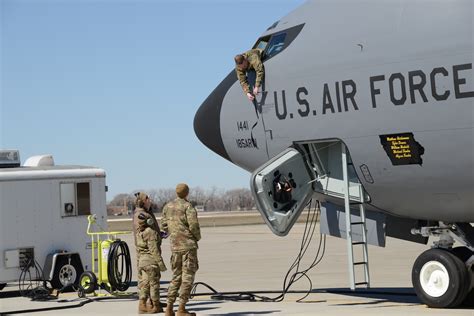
[[451, 246, 473, 262], [412, 248, 469, 308], [450, 247, 474, 307]]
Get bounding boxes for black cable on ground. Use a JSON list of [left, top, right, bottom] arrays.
[[188, 287, 416, 299], [191, 199, 327, 303], [18, 256, 55, 301], [107, 240, 132, 292], [6, 203, 417, 314], [5, 240, 133, 314]]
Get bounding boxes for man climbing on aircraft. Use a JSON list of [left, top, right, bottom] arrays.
[[234, 48, 264, 101]]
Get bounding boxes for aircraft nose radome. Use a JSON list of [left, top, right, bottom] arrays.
[[194, 71, 236, 162]]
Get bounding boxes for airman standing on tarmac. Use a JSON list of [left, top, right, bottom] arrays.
[[161, 184, 201, 316], [234, 48, 264, 101], [133, 192, 167, 314]]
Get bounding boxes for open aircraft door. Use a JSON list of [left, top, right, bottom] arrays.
[[250, 147, 314, 236]]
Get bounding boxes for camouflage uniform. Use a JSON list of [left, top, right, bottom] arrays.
[[135, 212, 167, 303], [161, 197, 201, 305], [133, 207, 161, 250], [133, 208, 163, 300], [235, 48, 264, 93]]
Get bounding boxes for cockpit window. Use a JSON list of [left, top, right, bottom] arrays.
[[264, 33, 287, 59], [254, 36, 270, 50], [251, 24, 305, 62]]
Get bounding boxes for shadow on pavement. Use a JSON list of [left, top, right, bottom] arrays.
[[207, 311, 281, 316], [314, 287, 474, 310]]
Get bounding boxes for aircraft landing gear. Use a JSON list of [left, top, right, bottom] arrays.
[[412, 248, 470, 308], [411, 223, 474, 308]]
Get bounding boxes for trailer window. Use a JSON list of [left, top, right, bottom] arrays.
[[77, 182, 91, 216], [60, 182, 91, 217]]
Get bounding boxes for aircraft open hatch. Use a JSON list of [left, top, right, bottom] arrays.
[[250, 141, 369, 236], [250, 147, 314, 236]]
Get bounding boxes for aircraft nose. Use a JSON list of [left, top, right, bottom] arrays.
[[194, 71, 236, 162]]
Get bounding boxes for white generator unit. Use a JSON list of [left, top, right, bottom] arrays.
[[0, 150, 109, 290]]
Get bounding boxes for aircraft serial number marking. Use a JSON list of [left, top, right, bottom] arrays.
[[237, 121, 249, 131], [236, 138, 256, 148]]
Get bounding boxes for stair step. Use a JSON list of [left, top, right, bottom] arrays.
[[355, 282, 369, 286], [352, 241, 365, 245], [354, 262, 367, 266], [351, 222, 364, 225]]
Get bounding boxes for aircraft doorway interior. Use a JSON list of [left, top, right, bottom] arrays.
[[295, 140, 368, 203], [250, 140, 368, 236]]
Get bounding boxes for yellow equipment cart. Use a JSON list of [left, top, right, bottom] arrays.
[[78, 214, 133, 297]]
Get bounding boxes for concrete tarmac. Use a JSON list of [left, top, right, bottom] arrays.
[[1, 223, 473, 315]]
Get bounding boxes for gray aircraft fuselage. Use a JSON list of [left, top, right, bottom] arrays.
[[195, 0, 474, 223]]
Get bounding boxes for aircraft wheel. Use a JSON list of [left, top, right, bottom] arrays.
[[451, 246, 473, 262], [412, 248, 469, 308], [451, 247, 474, 307], [78, 271, 97, 295]]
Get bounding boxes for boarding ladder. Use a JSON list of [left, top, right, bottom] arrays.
[[341, 144, 370, 290]]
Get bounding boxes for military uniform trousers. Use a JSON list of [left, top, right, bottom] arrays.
[[167, 249, 199, 304], [138, 264, 161, 302]]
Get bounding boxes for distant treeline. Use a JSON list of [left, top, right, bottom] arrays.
[[107, 187, 256, 215]]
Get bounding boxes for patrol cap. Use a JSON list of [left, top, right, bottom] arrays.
[[176, 183, 189, 198]]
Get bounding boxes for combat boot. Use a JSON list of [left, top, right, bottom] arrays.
[[139, 298, 152, 314], [165, 304, 175, 316], [150, 300, 163, 313], [152, 300, 167, 310], [176, 303, 196, 316]]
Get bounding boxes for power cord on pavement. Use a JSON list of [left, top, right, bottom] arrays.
[[190, 199, 326, 303]]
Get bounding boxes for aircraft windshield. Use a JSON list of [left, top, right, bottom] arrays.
[[252, 24, 304, 61], [265, 33, 287, 58], [255, 38, 269, 50]]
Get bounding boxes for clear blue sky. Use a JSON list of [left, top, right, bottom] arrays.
[[0, 0, 305, 199]]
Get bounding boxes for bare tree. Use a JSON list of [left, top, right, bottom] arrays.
[[236, 188, 255, 210], [107, 193, 134, 215], [188, 186, 206, 207], [204, 187, 226, 211], [148, 188, 175, 211], [108, 186, 256, 213], [221, 190, 236, 211], [108, 193, 133, 206]]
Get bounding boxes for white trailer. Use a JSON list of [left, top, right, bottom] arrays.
[[0, 150, 108, 290]]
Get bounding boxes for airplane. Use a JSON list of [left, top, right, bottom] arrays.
[[193, 0, 474, 309]]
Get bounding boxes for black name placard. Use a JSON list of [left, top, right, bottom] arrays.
[[380, 133, 424, 166]]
